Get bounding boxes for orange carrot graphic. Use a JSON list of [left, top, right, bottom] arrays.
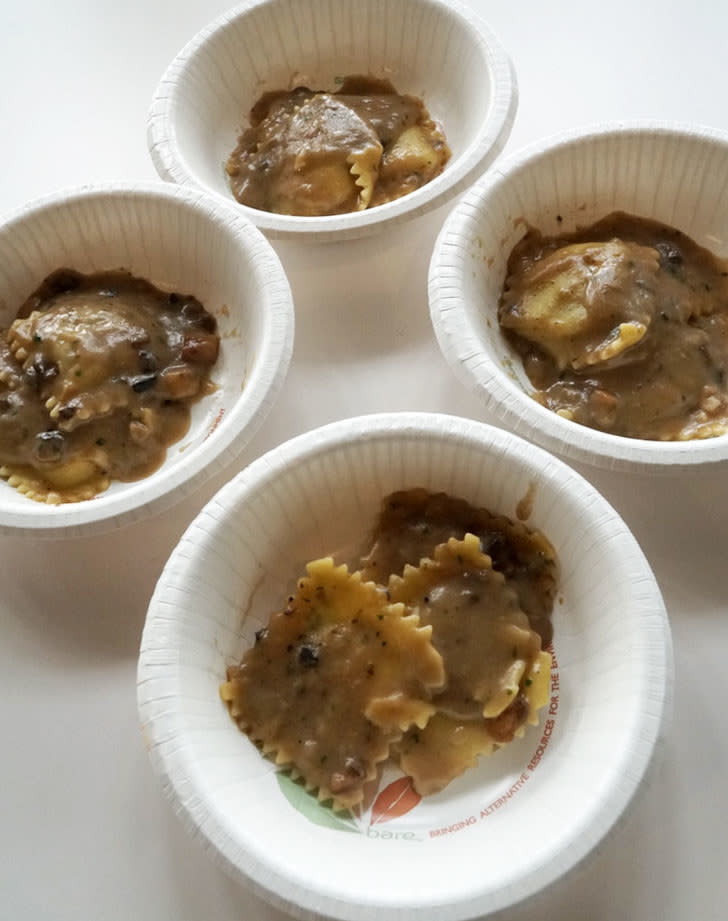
[[370, 776, 421, 825]]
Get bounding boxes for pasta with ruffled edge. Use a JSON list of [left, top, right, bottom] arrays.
[[388, 533, 544, 718], [220, 557, 445, 811], [498, 212, 728, 439], [360, 487, 559, 647], [226, 76, 450, 217], [395, 651, 551, 796], [221, 492, 557, 806], [0, 269, 219, 504]]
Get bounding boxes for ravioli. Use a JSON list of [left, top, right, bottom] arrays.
[[499, 239, 658, 372], [226, 75, 450, 216], [0, 268, 219, 503], [360, 487, 559, 646], [222, 489, 558, 806], [395, 713, 496, 797], [396, 649, 551, 795], [388, 534, 543, 720], [221, 557, 445, 810], [499, 212, 728, 440]]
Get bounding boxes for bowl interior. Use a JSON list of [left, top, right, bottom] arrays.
[[150, 0, 515, 238], [138, 414, 671, 920], [0, 185, 293, 536], [430, 125, 728, 470]]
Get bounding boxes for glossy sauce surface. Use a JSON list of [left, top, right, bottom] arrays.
[[0, 269, 219, 503], [499, 212, 728, 440], [226, 76, 450, 216], [360, 488, 558, 647], [222, 489, 558, 802]]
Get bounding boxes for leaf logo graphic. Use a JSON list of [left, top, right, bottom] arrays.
[[276, 772, 359, 833], [370, 776, 422, 825]]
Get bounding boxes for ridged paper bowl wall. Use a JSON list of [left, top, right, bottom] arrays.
[[147, 0, 517, 241], [137, 412, 672, 921], [429, 123, 728, 473]]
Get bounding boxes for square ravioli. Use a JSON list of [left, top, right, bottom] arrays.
[[221, 557, 445, 810]]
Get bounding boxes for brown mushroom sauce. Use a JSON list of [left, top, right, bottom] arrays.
[[0, 268, 219, 503], [498, 212, 728, 441], [226, 75, 450, 216], [221, 489, 557, 804]]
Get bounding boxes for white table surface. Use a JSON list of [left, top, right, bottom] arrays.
[[1, 2, 726, 919]]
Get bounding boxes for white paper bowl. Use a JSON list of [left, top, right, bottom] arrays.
[[137, 412, 672, 921], [147, 0, 517, 242], [0, 183, 294, 538], [429, 122, 728, 473]]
